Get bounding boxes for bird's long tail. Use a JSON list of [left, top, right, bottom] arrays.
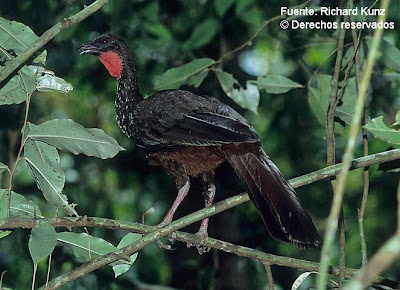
[[225, 148, 321, 250]]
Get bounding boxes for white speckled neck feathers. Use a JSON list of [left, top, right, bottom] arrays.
[[115, 56, 143, 139]]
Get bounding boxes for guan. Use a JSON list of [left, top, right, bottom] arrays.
[[80, 34, 321, 252]]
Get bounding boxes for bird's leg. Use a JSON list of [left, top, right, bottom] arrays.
[[196, 183, 216, 242], [188, 180, 216, 255], [156, 178, 190, 250]]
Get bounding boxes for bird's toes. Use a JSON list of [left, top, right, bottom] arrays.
[[157, 239, 175, 251], [167, 232, 177, 243], [186, 230, 210, 254], [196, 244, 211, 255]]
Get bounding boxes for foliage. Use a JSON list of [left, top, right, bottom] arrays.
[[0, 0, 400, 289]]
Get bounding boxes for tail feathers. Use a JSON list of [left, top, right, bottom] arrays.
[[226, 149, 321, 250]]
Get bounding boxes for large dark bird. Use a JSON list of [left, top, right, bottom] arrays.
[[80, 34, 321, 252]]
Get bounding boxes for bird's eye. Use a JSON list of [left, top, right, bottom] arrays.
[[102, 39, 109, 45]]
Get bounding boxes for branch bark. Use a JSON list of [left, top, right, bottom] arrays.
[[0, 0, 109, 84], [0, 215, 386, 289]]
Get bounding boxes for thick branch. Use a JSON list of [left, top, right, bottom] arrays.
[[0, 0, 109, 83], [1, 216, 384, 287], [38, 194, 248, 289], [290, 148, 400, 188]]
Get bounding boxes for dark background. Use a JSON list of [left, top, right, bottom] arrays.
[[1, 0, 400, 289]]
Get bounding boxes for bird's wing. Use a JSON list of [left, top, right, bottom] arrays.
[[135, 90, 260, 151]]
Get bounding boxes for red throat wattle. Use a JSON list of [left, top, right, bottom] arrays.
[[99, 51, 123, 79]]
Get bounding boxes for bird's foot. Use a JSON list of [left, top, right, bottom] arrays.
[[155, 221, 176, 251], [157, 239, 174, 251], [187, 229, 211, 255]]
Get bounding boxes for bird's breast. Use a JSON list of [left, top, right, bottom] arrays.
[[149, 146, 226, 177]]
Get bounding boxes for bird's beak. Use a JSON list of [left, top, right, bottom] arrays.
[[79, 43, 101, 56]]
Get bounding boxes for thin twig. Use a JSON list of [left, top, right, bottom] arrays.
[[397, 177, 400, 232], [344, 176, 400, 289], [325, 15, 347, 286], [0, 0, 109, 83], [349, 0, 370, 266], [317, 0, 390, 288], [6, 92, 32, 216], [46, 254, 52, 289], [214, 0, 311, 65], [0, 270, 7, 289], [264, 263, 274, 290], [31, 263, 38, 290]]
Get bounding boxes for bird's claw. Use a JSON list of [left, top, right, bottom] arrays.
[[168, 231, 177, 243], [187, 230, 210, 255], [157, 239, 175, 251]]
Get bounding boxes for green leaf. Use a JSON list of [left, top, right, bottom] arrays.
[[184, 18, 219, 49], [216, 70, 259, 113], [231, 82, 260, 113], [377, 38, 400, 72], [27, 119, 125, 159], [57, 232, 117, 261], [0, 162, 7, 174], [155, 58, 215, 90], [29, 221, 57, 264], [342, 45, 364, 69], [392, 111, 400, 127], [112, 233, 142, 278], [215, 69, 237, 93], [0, 189, 43, 218], [308, 88, 327, 126], [142, 1, 159, 22], [384, 72, 400, 82], [334, 77, 357, 125], [31, 66, 73, 95], [215, 0, 236, 17], [24, 138, 78, 216], [364, 116, 400, 145], [0, 65, 36, 105], [186, 69, 209, 88], [307, 74, 331, 125], [0, 17, 39, 54], [255, 75, 302, 94], [0, 230, 11, 239], [143, 22, 173, 41], [235, 0, 255, 14], [33, 50, 47, 65]]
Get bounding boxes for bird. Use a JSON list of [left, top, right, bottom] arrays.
[[79, 33, 321, 253]]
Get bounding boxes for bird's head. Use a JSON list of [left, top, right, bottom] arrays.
[[79, 34, 128, 79]]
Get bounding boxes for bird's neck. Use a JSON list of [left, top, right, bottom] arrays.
[[115, 56, 143, 137], [116, 57, 143, 107]]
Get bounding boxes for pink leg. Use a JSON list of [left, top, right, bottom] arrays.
[[156, 179, 190, 250], [194, 184, 216, 254], [157, 179, 190, 228]]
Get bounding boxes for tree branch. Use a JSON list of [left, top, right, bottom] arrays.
[[0, 0, 109, 84], [290, 148, 400, 188], [37, 194, 248, 289], [1, 215, 385, 289]]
